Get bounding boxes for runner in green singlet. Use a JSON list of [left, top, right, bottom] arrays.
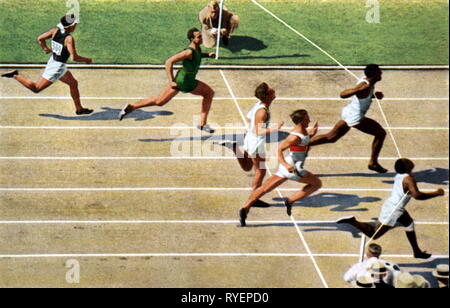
[[119, 28, 216, 133]]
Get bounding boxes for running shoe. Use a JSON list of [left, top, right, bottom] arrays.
[[284, 200, 292, 216], [197, 124, 215, 133], [368, 163, 388, 174], [76, 108, 93, 115], [119, 104, 132, 121], [336, 216, 356, 224], [239, 208, 247, 227], [1, 70, 18, 78], [414, 251, 432, 259]]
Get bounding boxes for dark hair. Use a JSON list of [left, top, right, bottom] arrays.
[[367, 243, 382, 257], [187, 28, 200, 41], [254, 82, 270, 101], [364, 64, 380, 78], [394, 158, 414, 174], [290, 109, 308, 125], [61, 14, 76, 27]]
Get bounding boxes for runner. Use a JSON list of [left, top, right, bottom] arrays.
[[1, 14, 93, 115], [216, 83, 283, 207], [309, 64, 387, 173], [336, 158, 445, 259], [119, 28, 216, 133], [239, 109, 322, 226]]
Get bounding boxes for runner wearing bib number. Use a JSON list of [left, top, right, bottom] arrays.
[[1, 14, 93, 115]]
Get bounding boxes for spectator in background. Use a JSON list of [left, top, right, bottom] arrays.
[[199, 0, 240, 48], [351, 275, 375, 288], [344, 243, 401, 286], [367, 260, 394, 288], [432, 264, 449, 288], [395, 272, 431, 288]]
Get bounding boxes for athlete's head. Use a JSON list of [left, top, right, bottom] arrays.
[[255, 82, 276, 103], [290, 109, 310, 127], [365, 64, 382, 82], [366, 243, 382, 258], [394, 158, 415, 174], [60, 14, 78, 33], [187, 27, 202, 44]]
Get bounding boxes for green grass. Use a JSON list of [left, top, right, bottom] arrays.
[[0, 0, 448, 65]]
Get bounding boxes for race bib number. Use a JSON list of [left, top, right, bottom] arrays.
[[51, 41, 63, 56]]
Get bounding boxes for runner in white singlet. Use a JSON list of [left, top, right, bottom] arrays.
[[216, 83, 283, 207], [308, 64, 388, 173], [336, 158, 445, 259]]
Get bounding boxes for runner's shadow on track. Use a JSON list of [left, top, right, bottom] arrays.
[[315, 168, 449, 186], [139, 130, 290, 144], [39, 107, 173, 121], [270, 192, 381, 212], [396, 257, 449, 288], [246, 220, 369, 238]]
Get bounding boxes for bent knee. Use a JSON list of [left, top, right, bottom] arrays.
[[313, 178, 322, 190]]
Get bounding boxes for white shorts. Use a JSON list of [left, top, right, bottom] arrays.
[[275, 156, 308, 181], [341, 105, 363, 127], [243, 133, 265, 156], [378, 200, 406, 227], [42, 57, 68, 83]]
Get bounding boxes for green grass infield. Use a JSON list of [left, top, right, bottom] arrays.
[[0, 0, 448, 65]]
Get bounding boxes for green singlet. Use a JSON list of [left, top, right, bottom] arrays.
[[174, 47, 202, 93]]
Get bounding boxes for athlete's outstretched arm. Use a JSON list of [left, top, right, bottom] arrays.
[[340, 82, 371, 99], [254, 109, 283, 136], [37, 28, 56, 54], [405, 175, 445, 200], [201, 52, 216, 58], [277, 134, 299, 172], [65, 36, 92, 64]]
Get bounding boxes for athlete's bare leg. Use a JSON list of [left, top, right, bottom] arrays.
[[338, 218, 391, 239], [398, 211, 431, 259], [13, 75, 52, 93], [354, 117, 387, 172], [250, 155, 267, 191], [127, 84, 180, 111], [59, 71, 91, 113], [241, 175, 287, 213], [190, 80, 215, 127], [309, 120, 350, 146], [285, 172, 322, 204]]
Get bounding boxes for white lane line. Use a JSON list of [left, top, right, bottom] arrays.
[[0, 96, 448, 101], [374, 97, 403, 158], [0, 125, 447, 130], [0, 220, 446, 225], [0, 156, 447, 160], [251, 0, 358, 80], [0, 252, 447, 259], [0, 187, 447, 192], [220, 69, 329, 288]]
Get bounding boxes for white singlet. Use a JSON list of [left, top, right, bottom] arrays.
[[243, 101, 270, 156], [341, 77, 374, 127], [275, 132, 310, 181], [379, 173, 412, 226]]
